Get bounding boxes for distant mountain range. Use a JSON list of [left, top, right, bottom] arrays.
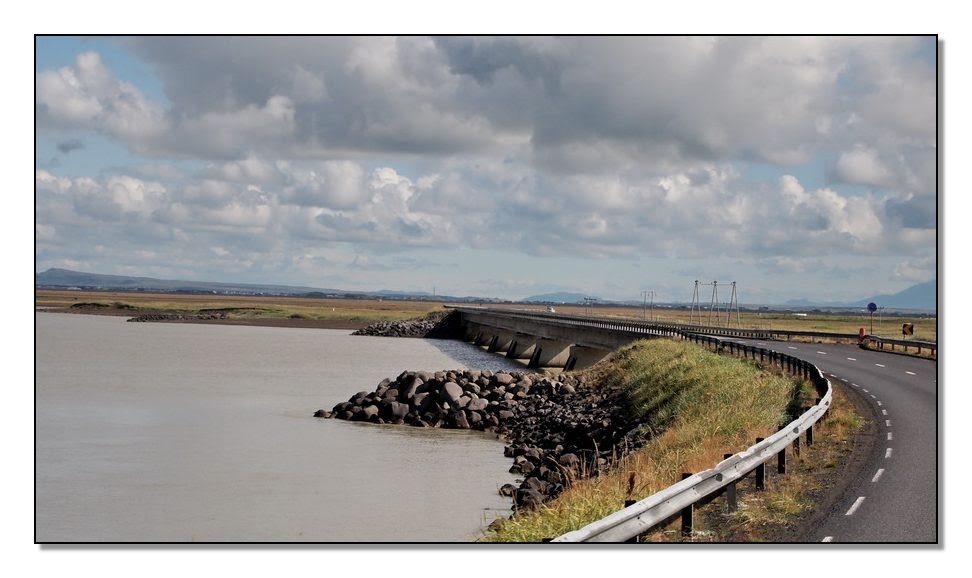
[[34, 268, 488, 302], [522, 292, 598, 304], [785, 280, 936, 312], [36, 268, 937, 312]]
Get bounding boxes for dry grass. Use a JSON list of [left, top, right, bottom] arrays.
[[35, 289, 445, 324], [650, 384, 864, 542], [482, 339, 797, 542], [489, 302, 937, 342]]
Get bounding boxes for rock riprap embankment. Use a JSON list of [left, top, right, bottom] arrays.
[[316, 368, 645, 512], [351, 311, 461, 338], [127, 313, 227, 322]]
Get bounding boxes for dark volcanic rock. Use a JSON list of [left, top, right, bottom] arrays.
[[351, 311, 462, 338], [321, 359, 646, 520]]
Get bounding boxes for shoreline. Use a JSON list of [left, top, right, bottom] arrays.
[[35, 307, 369, 330]]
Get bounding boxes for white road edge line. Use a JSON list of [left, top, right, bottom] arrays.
[[870, 394, 877, 399], [852, 383, 859, 387], [822, 536, 834, 542], [885, 448, 893, 458], [888, 432, 893, 441], [877, 401, 883, 406], [886, 420, 892, 427], [872, 469, 885, 483], [882, 409, 888, 415], [846, 497, 866, 516]]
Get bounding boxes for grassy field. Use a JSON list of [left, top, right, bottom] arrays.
[[482, 339, 801, 542], [36, 289, 937, 341], [487, 302, 937, 342], [35, 289, 447, 326]]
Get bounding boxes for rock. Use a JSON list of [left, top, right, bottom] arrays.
[[558, 453, 581, 469], [495, 373, 515, 385], [499, 484, 517, 497], [313, 409, 329, 418], [467, 398, 489, 412], [515, 488, 544, 511], [440, 381, 463, 405]]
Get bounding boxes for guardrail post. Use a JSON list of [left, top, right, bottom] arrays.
[[681, 473, 693, 536], [804, 408, 814, 446], [755, 438, 765, 490], [724, 454, 737, 512], [793, 431, 801, 456], [777, 426, 786, 474], [624, 499, 638, 543]]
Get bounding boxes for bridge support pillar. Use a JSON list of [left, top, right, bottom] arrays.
[[563, 345, 613, 371], [506, 335, 537, 360], [528, 338, 572, 369], [487, 331, 516, 353]]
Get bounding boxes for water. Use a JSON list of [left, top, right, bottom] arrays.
[[35, 313, 522, 542]]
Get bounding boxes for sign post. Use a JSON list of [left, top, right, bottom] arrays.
[[867, 302, 878, 335]]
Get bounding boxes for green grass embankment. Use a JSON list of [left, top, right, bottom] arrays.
[[484, 338, 801, 542]]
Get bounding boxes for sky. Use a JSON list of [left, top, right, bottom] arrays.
[[34, 35, 938, 305]]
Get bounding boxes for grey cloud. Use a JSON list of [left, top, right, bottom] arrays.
[[57, 138, 85, 154]]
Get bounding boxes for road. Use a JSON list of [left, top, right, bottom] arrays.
[[726, 338, 938, 542]]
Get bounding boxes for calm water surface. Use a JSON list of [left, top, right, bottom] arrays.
[[36, 313, 521, 542]]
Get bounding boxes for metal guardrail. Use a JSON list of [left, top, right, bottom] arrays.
[[861, 335, 937, 358], [552, 332, 832, 542]]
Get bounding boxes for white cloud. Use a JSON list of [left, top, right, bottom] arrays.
[[834, 144, 894, 187]]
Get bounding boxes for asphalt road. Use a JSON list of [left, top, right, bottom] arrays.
[[726, 338, 939, 543]]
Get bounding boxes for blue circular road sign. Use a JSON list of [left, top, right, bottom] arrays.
[[867, 302, 878, 313]]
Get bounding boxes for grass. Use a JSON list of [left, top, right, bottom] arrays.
[[35, 289, 445, 325], [488, 302, 937, 342], [482, 338, 798, 542], [685, 384, 865, 542]]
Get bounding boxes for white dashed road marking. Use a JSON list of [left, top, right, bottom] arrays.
[[788, 346, 798, 350], [906, 371, 916, 375], [817, 351, 828, 355], [882, 409, 888, 415], [847, 357, 857, 361], [877, 401, 882, 406], [886, 420, 892, 427], [846, 497, 866, 516], [875, 363, 886, 368], [887, 432, 893, 441], [822, 536, 834, 542], [872, 469, 885, 483], [885, 448, 893, 459]]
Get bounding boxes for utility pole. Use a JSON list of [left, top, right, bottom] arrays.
[[690, 281, 701, 324], [641, 290, 656, 322]]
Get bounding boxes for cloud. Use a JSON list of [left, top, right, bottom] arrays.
[[34, 37, 937, 300], [56, 138, 84, 154]]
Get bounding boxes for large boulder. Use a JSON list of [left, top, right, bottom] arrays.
[[440, 381, 463, 405]]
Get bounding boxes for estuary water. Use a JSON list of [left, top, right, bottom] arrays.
[[35, 312, 521, 542]]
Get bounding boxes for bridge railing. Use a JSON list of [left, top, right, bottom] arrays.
[[454, 306, 863, 344]]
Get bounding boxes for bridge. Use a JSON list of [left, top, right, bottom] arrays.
[[454, 306, 868, 370], [455, 307, 682, 370]]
